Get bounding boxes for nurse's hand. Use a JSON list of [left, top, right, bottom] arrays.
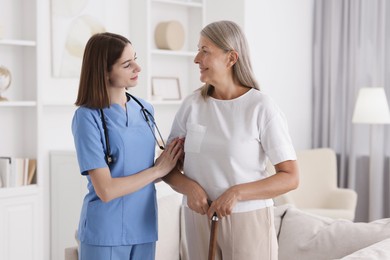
[[154, 138, 184, 178]]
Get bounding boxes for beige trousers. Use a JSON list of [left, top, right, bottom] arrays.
[[183, 206, 278, 260]]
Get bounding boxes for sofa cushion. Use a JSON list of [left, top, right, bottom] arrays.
[[156, 192, 183, 260], [339, 238, 390, 259], [274, 204, 291, 238], [278, 206, 390, 260], [304, 208, 354, 221], [64, 246, 78, 260]]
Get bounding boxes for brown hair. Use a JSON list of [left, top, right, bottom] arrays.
[[75, 32, 131, 108], [199, 20, 259, 98]]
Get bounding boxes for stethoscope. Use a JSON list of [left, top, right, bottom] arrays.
[[100, 93, 165, 165]]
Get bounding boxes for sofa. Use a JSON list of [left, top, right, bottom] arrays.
[[274, 204, 390, 259], [268, 148, 358, 221], [65, 183, 390, 260]]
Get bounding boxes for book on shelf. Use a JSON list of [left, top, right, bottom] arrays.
[[0, 157, 37, 188], [27, 159, 37, 185], [12, 158, 29, 187], [0, 157, 12, 188]]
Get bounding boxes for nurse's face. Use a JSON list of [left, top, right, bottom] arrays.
[[108, 43, 141, 89]]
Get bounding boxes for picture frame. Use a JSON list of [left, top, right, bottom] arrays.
[[151, 77, 181, 100]]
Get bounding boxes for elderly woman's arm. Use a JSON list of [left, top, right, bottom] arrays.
[[163, 168, 211, 215], [207, 160, 299, 219]]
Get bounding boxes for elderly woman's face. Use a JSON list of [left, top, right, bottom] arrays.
[[194, 36, 231, 85]]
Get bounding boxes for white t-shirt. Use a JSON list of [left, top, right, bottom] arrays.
[[168, 88, 296, 212]]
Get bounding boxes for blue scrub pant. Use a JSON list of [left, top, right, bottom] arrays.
[[79, 242, 156, 260]]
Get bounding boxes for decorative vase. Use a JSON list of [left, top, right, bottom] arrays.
[[154, 21, 185, 51], [0, 66, 12, 101]]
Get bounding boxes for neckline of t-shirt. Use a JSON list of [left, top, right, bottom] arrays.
[[208, 88, 254, 103]]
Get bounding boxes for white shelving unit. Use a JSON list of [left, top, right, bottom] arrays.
[[129, 0, 205, 104], [0, 0, 42, 259]]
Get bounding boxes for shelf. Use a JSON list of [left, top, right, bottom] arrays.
[[1, 0, 42, 259], [0, 184, 39, 199], [151, 49, 197, 57], [0, 39, 37, 47], [0, 101, 37, 107], [42, 102, 76, 107], [152, 0, 203, 8], [42, 100, 183, 106], [147, 0, 204, 102], [151, 100, 183, 105]]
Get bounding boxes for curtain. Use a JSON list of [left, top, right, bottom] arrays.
[[312, 0, 390, 221]]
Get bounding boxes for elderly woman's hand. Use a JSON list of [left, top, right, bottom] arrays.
[[207, 186, 239, 219], [186, 182, 210, 215]]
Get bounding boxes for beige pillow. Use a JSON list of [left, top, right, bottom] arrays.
[[278, 207, 390, 260]]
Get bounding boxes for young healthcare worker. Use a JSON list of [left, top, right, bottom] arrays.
[[163, 21, 299, 260], [72, 32, 183, 260]]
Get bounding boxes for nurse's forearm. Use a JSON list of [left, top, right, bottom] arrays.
[[90, 166, 167, 202]]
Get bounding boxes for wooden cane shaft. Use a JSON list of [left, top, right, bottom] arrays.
[[208, 219, 219, 260]]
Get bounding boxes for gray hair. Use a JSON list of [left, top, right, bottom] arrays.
[[199, 20, 259, 98]]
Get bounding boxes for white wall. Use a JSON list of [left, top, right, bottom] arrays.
[[206, 0, 314, 150], [245, 0, 313, 150]]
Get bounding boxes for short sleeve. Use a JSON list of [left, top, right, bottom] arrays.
[[72, 108, 108, 175], [167, 95, 193, 144], [261, 111, 296, 165]]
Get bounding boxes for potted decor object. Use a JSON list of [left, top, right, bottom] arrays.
[[154, 20, 185, 51], [0, 65, 11, 101]]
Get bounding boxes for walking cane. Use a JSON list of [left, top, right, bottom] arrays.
[[208, 211, 219, 260]]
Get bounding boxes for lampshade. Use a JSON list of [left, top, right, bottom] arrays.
[[352, 87, 390, 124]]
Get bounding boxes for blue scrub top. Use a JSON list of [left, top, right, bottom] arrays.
[[72, 96, 158, 246]]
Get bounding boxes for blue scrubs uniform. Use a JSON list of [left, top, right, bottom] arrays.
[[72, 97, 158, 247]]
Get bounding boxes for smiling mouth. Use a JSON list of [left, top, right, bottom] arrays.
[[131, 76, 138, 80]]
